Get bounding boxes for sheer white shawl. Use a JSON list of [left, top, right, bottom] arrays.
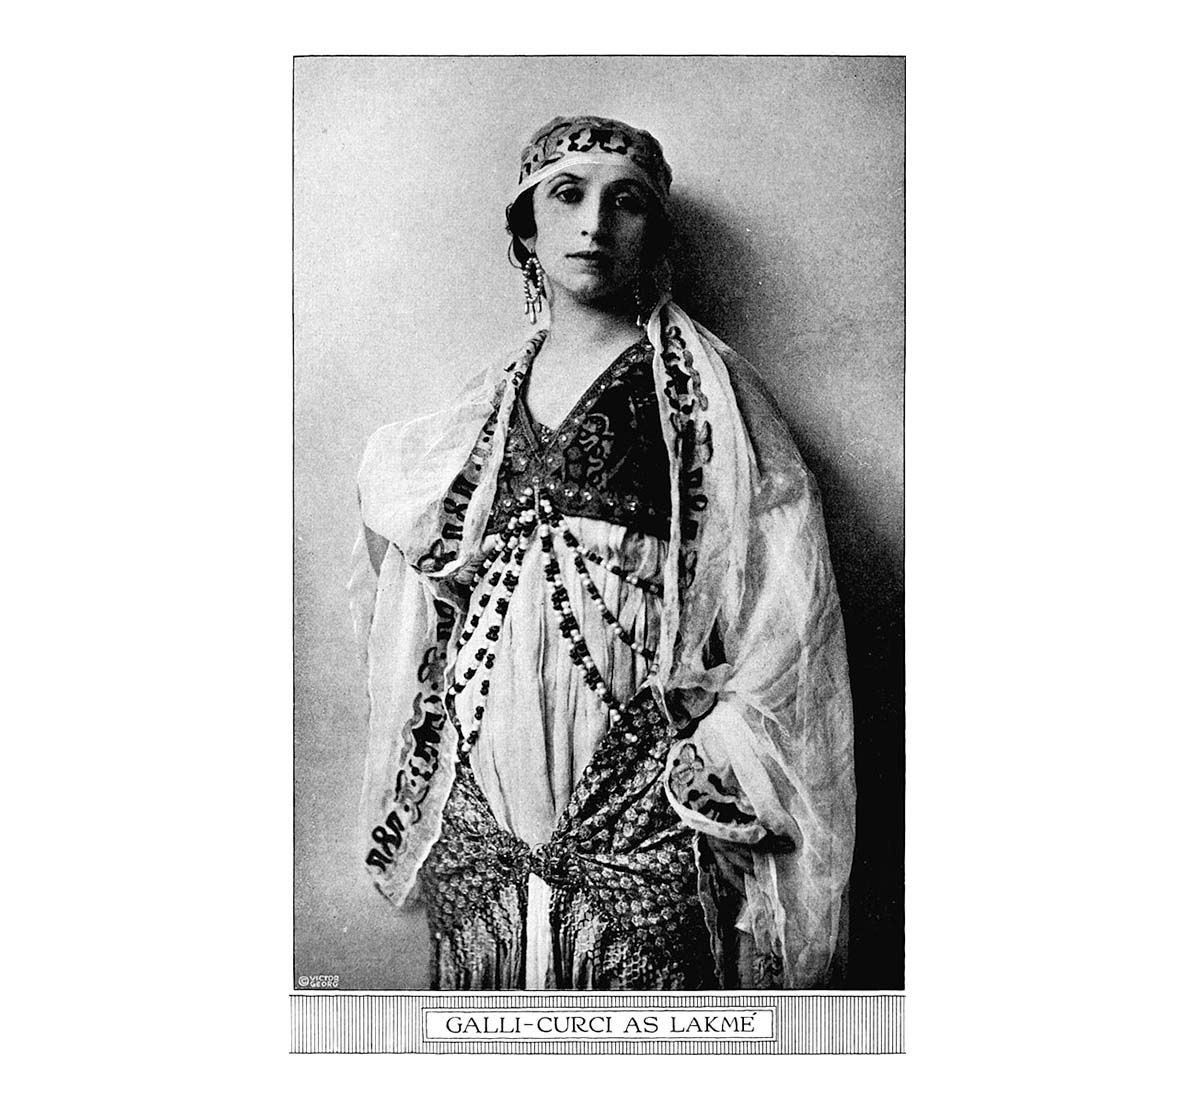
[[349, 300, 856, 988]]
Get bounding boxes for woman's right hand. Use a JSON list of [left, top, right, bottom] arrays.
[[452, 535, 500, 590]]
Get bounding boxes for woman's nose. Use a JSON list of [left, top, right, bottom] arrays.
[[578, 196, 612, 241]]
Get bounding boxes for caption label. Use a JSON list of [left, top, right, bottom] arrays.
[[424, 1007, 774, 1041]]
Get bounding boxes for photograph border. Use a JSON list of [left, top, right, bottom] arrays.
[[293, 52, 905, 1051]]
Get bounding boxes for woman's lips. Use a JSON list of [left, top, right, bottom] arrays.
[[566, 251, 611, 264]]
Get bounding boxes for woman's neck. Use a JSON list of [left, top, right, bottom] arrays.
[[522, 293, 646, 428], [542, 293, 643, 356]]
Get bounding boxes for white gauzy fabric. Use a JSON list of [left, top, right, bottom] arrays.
[[464, 518, 662, 842], [458, 517, 663, 991], [349, 301, 856, 988], [525, 873, 554, 989]]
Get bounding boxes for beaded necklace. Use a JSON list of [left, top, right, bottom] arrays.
[[444, 502, 535, 757], [444, 349, 664, 760]]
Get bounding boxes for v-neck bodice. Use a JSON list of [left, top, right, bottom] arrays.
[[487, 337, 671, 540], [520, 338, 648, 439]]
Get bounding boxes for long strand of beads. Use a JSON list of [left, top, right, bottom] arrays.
[[447, 518, 528, 703], [537, 498, 625, 724], [551, 517, 663, 597], [446, 564, 517, 758], [446, 491, 538, 758], [455, 514, 524, 653], [540, 499, 658, 663]]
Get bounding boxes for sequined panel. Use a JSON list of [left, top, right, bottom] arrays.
[[543, 689, 716, 989], [419, 687, 716, 990], [419, 765, 530, 991]]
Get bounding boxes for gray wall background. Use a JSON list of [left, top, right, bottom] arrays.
[[294, 55, 904, 989]]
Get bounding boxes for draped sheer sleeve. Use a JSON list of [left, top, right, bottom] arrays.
[[348, 524, 380, 667], [348, 313, 854, 987], [659, 336, 856, 990]]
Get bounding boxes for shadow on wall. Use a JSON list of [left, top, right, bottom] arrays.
[[667, 190, 763, 340], [670, 192, 905, 990]]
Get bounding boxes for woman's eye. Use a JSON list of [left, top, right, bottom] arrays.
[[614, 193, 647, 213], [553, 188, 582, 204]]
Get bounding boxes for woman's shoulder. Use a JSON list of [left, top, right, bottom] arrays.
[[356, 341, 531, 544], [688, 322, 779, 418], [360, 339, 531, 460], [358, 332, 547, 489], [691, 322, 818, 507]]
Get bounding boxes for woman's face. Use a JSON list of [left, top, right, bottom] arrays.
[[525, 162, 655, 308]]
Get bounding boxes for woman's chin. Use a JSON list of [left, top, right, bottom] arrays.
[[551, 278, 635, 312]]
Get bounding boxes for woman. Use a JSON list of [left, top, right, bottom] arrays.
[[350, 116, 855, 990]]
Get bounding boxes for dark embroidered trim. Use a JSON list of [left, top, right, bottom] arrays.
[[517, 120, 670, 192], [660, 324, 712, 589], [413, 336, 546, 575], [415, 429, 494, 574], [367, 336, 547, 877], [365, 601, 457, 872], [667, 742, 757, 828]]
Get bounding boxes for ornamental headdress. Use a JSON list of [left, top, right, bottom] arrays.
[[514, 115, 673, 205]]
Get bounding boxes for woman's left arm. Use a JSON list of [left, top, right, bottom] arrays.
[[664, 475, 856, 989]]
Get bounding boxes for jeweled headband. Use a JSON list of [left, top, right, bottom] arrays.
[[514, 115, 672, 205]]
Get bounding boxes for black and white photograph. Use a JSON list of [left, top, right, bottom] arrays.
[[12, 4, 1200, 1084], [293, 54, 903, 1049]]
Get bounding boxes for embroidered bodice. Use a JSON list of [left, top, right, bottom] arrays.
[[486, 338, 671, 541]]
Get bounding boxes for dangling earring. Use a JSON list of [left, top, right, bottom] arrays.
[[634, 278, 653, 326], [657, 258, 674, 300], [523, 255, 546, 324], [634, 260, 672, 326]]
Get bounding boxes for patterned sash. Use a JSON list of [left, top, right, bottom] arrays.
[[420, 688, 716, 990]]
